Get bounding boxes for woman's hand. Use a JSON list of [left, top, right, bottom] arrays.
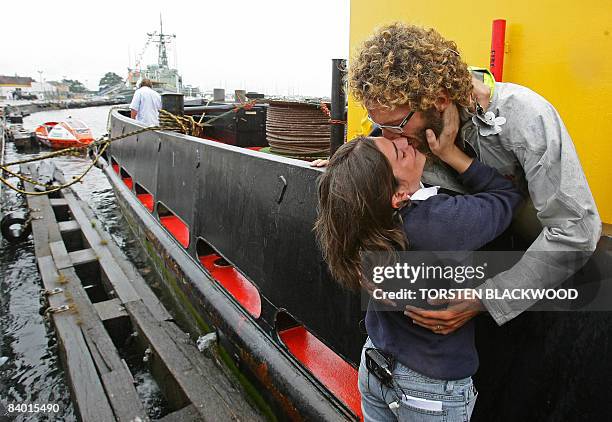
[[426, 104, 473, 174], [310, 158, 329, 167], [427, 103, 459, 159]]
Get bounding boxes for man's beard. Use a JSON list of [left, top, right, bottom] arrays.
[[414, 109, 444, 156]]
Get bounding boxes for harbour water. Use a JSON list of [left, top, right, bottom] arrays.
[[1, 106, 168, 420]]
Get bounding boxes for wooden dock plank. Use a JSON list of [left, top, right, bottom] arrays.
[[80, 201, 172, 322], [58, 267, 149, 421], [59, 219, 81, 233], [49, 240, 73, 270], [50, 198, 68, 206], [157, 405, 200, 422], [28, 194, 63, 258], [161, 322, 264, 421], [94, 298, 128, 322], [27, 173, 146, 421], [101, 368, 149, 422], [38, 256, 117, 422], [69, 248, 98, 266], [25, 175, 260, 422], [62, 191, 141, 303], [126, 300, 243, 421]]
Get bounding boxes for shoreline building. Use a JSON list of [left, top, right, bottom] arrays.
[[0, 75, 35, 100]]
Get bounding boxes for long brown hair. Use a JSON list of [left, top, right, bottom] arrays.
[[315, 137, 407, 291]]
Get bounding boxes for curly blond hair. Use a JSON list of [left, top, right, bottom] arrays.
[[349, 23, 473, 111]]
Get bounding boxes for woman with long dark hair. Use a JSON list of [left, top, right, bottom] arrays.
[[315, 105, 523, 422]]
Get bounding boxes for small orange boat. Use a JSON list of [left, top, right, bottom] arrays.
[[35, 119, 95, 149]]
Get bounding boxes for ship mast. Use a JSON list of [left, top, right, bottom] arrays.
[[147, 14, 176, 69]]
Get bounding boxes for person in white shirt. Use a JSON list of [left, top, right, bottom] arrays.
[[129, 79, 162, 126]]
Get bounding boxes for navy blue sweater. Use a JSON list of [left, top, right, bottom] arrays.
[[365, 160, 523, 380]]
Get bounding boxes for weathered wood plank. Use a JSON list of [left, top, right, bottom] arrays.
[[157, 405, 200, 422], [100, 369, 150, 422], [62, 191, 140, 303], [27, 181, 147, 421], [28, 194, 62, 258], [126, 300, 241, 421], [79, 200, 172, 322], [59, 219, 81, 233], [69, 248, 98, 266], [49, 240, 73, 270], [161, 322, 264, 421], [50, 198, 68, 206], [38, 256, 117, 422], [94, 298, 128, 322], [43, 233, 148, 421]]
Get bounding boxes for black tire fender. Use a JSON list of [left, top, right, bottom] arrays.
[[1, 211, 31, 242]]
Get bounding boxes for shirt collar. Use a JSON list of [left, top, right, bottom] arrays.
[[410, 182, 440, 201]]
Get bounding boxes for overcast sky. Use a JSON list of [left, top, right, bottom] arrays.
[[0, 0, 350, 97]]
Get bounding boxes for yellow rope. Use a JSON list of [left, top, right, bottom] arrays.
[[0, 142, 109, 196], [0, 103, 258, 196]]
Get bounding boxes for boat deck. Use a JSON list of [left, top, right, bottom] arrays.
[[21, 163, 263, 421]]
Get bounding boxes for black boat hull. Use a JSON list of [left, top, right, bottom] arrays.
[[107, 109, 612, 422]]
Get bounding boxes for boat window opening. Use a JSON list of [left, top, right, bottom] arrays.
[[157, 203, 190, 248], [275, 310, 302, 332], [119, 168, 133, 191], [195, 237, 215, 257], [196, 238, 261, 319], [74, 260, 111, 304], [276, 311, 362, 419], [110, 157, 120, 174], [134, 183, 155, 212]]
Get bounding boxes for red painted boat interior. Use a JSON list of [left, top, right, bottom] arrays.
[[159, 215, 190, 248], [198, 254, 262, 318], [112, 164, 120, 174], [137, 193, 154, 212], [279, 326, 362, 420], [122, 177, 133, 191]]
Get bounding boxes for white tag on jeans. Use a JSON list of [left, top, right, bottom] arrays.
[[401, 394, 443, 412]]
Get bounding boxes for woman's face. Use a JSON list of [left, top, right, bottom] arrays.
[[373, 136, 426, 195]]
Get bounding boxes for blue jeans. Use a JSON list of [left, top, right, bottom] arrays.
[[358, 338, 478, 422]]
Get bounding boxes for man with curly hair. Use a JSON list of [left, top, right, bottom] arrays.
[[348, 23, 601, 333]]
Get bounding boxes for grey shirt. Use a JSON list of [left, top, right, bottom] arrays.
[[422, 82, 602, 325]]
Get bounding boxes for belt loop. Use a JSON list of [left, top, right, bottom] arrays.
[[445, 380, 455, 393]]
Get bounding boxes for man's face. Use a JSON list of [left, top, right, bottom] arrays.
[[368, 106, 444, 156], [373, 136, 425, 195]]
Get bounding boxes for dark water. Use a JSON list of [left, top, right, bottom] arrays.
[[1, 106, 166, 420]]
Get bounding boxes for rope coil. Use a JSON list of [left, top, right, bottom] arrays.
[[2, 100, 341, 196]]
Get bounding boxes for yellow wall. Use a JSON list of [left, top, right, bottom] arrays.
[[348, 0, 612, 224]]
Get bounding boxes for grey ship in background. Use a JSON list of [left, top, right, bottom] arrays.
[[104, 17, 200, 102]]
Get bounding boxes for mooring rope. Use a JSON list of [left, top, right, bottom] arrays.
[[319, 102, 346, 126], [0, 104, 257, 196], [0, 99, 334, 196]]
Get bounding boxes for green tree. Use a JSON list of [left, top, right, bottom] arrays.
[[98, 72, 124, 91], [62, 79, 87, 93]]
